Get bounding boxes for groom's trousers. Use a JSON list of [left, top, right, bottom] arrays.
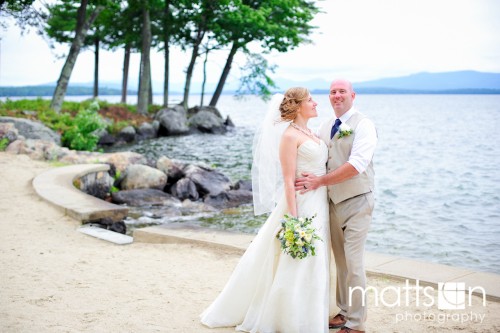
[[329, 191, 374, 331]]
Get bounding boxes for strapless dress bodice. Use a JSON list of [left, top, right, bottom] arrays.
[[296, 139, 328, 177]]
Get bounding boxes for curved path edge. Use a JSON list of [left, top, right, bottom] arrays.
[[32, 163, 129, 223]]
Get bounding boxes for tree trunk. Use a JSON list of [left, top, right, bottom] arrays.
[[148, 66, 153, 105], [209, 42, 239, 107], [93, 37, 99, 98], [121, 44, 131, 104], [137, 3, 151, 115], [163, 0, 170, 107], [182, 28, 205, 110], [200, 48, 209, 107], [137, 53, 143, 103], [50, 1, 103, 112]]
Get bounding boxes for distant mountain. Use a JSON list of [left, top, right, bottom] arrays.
[[354, 70, 500, 90], [2, 71, 499, 97], [308, 70, 500, 94]]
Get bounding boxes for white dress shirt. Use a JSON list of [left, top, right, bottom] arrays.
[[338, 107, 377, 174]]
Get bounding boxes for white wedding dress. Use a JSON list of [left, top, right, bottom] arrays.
[[200, 139, 332, 333]]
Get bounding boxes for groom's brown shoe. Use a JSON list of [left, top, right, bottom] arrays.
[[328, 314, 347, 329]]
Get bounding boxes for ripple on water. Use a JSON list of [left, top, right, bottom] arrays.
[[382, 189, 398, 198]]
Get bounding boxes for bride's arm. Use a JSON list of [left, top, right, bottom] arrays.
[[279, 130, 299, 217]]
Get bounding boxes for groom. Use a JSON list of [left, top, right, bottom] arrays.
[[295, 79, 377, 333]]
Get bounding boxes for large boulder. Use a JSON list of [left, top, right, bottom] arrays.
[[97, 132, 117, 146], [100, 152, 149, 173], [224, 115, 235, 127], [154, 107, 189, 136], [171, 177, 199, 201], [232, 179, 252, 191], [187, 105, 223, 118], [121, 164, 167, 190], [204, 189, 253, 208], [183, 164, 231, 196], [151, 120, 160, 133], [188, 110, 227, 134], [78, 171, 114, 200], [0, 122, 18, 143], [5, 139, 65, 161], [156, 156, 186, 182], [117, 125, 136, 143], [136, 122, 157, 140], [112, 188, 181, 208], [94, 128, 116, 146], [0, 116, 61, 145]]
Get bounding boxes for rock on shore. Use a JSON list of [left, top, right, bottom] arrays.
[[0, 117, 253, 219]]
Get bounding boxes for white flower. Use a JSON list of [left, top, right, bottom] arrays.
[[339, 123, 350, 131], [305, 233, 312, 242], [338, 123, 353, 138]]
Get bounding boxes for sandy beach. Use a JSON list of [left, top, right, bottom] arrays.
[[1, 151, 499, 332]]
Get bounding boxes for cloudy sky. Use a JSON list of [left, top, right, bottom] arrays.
[[1, 0, 500, 88]]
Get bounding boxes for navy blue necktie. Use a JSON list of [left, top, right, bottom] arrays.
[[330, 119, 342, 139]]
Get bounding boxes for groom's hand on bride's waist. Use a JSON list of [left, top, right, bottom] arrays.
[[295, 172, 319, 194]]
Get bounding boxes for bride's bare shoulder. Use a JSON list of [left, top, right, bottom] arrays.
[[282, 126, 300, 140]]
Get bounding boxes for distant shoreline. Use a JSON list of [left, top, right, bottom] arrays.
[[313, 88, 500, 95], [3, 70, 500, 97], [1, 86, 500, 98]]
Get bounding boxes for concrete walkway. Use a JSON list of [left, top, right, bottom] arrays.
[[32, 163, 500, 302]]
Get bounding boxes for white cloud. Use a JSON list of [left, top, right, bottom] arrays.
[[270, 0, 500, 82], [1, 0, 499, 87]]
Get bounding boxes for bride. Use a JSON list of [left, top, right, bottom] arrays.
[[200, 87, 334, 332]]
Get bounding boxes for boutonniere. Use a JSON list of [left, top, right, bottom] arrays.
[[338, 123, 353, 138]]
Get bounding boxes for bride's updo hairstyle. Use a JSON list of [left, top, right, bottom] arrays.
[[279, 87, 309, 122]]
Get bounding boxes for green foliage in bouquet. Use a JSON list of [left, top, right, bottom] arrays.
[[276, 213, 322, 259]]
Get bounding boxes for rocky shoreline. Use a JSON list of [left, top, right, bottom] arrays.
[[0, 110, 251, 234], [97, 104, 234, 146]]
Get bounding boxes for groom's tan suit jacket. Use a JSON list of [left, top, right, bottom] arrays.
[[318, 111, 375, 204]]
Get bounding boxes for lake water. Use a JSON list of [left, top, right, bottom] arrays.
[[33, 94, 500, 274]]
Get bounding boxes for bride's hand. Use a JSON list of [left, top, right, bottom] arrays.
[[295, 172, 319, 194]]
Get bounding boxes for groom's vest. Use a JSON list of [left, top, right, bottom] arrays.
[[319, 111, 375, 204]]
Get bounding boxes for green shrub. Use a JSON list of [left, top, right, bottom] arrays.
[[62, 101, 106, 151], [0, 138, 9, 151], [37, 108, 74, 134], [0, 98, 151, 152]]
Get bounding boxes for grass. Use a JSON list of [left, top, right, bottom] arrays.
[[0, 138, 9, 151], [0, 98, 157, 150]]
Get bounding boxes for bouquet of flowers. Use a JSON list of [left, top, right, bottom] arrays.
[[276, 213, 322, 259]]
